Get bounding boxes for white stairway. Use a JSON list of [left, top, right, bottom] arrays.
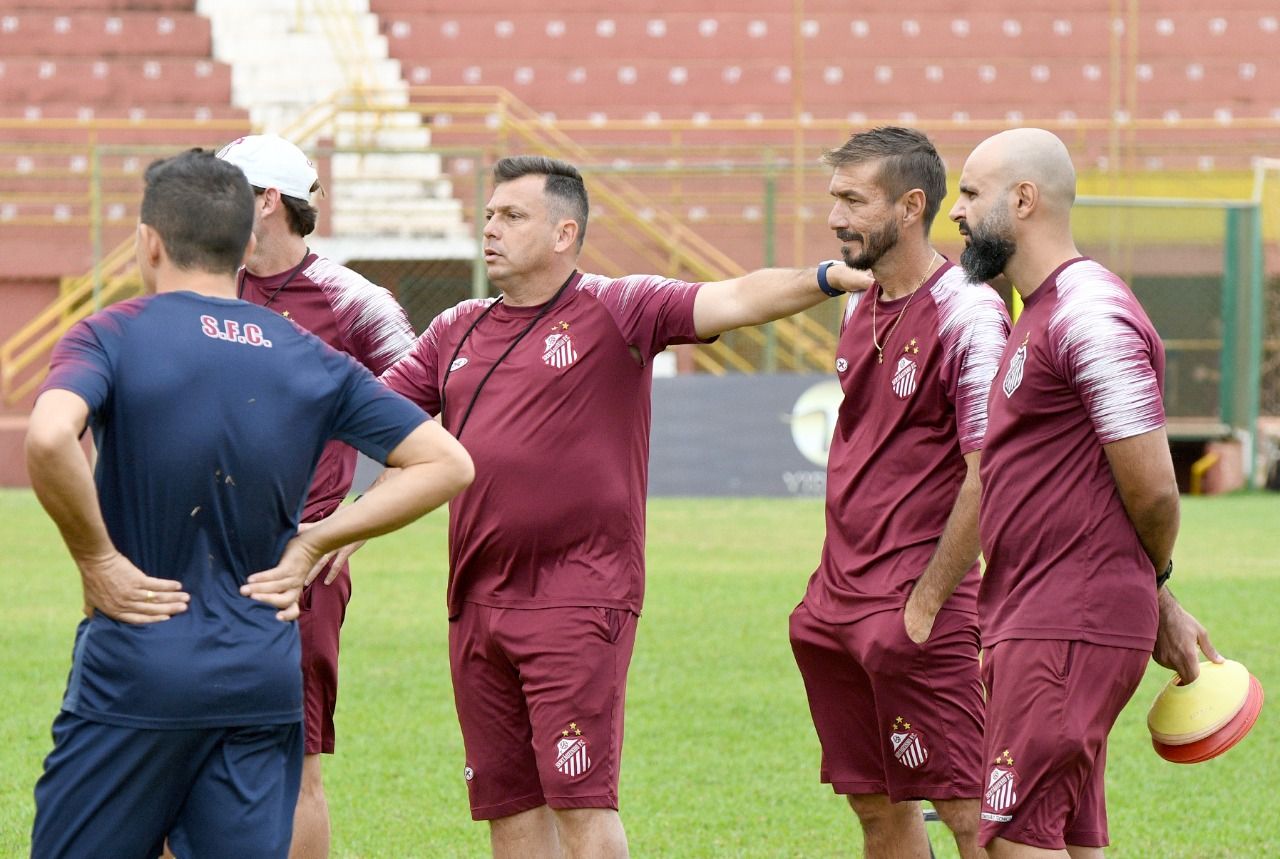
[[195, 0, 473, 259]]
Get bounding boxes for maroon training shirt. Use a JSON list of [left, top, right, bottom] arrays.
[[240, 253, 416, 520], [979, 258, 1166, 650], [804, 261, 1011, 623], [381, 271, 706, 617]]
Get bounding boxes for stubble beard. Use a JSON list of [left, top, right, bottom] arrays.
[[838, 218, 900, 270]]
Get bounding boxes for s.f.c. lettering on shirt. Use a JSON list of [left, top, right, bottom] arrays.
[[200, 315, 273, 348]]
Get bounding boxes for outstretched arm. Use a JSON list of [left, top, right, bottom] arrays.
[[692, 262, 871, 340], [26, 389, 189, 623], [903, 451, 982, 643], [241, 420, 473, 619], [1105, 427, 1222, 681]]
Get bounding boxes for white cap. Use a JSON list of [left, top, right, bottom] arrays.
[[215, 134, 318, 200]]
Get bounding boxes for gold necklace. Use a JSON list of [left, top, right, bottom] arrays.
[[871, 251, 940, 364]]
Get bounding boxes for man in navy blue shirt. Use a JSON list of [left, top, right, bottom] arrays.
[[26, 148, 473, 859]]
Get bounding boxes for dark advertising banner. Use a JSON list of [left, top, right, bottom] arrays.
[[650, 373, 840, 497]]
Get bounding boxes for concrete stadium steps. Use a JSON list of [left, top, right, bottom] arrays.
[[197, 0, 404, 114], [328, 148, 465, 241], [0, 9, 211, 56], [330, 199, 467, 239], [192, 0, 472, 255]]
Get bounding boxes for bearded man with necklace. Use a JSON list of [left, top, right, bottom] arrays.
[[789, 127, 1011, 859]]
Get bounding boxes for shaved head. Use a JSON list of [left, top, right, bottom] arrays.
[[951, 128, 1084, 288], [968, 128, 1076, 215]]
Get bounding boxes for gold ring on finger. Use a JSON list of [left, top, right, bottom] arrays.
[[145, 590, 155, 602]]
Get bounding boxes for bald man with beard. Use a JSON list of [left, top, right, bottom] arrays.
[[948, 129, 1222, 859]]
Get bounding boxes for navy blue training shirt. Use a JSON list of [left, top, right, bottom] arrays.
[[41, 291, 428, 729]]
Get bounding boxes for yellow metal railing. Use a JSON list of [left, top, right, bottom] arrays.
[[1, 86, 841, 394], [1, 241, 142, 403], [13, 84, 1279, 401], [430, 88, 837, 373]]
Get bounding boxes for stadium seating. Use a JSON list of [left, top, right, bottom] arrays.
[[0, 2, 248, 279], [370, 3, 1280, 135], [0, 9, 212, 55], [363, 1, 1280, 268]]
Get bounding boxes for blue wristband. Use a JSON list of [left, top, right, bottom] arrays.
[[817, 260, 844, 297]]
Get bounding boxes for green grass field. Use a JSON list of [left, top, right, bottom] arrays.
[[2, 489, 1277, 857]]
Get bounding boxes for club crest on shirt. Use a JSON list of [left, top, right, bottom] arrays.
[[889, 715, 929, 769], [1002, 334, 1029, 398], [450, 356, 469, 371], [555, 722, 591, 777], [981, 750, 1018, 821], [543, 321, 578, 369], [892, 355, 918, 399]]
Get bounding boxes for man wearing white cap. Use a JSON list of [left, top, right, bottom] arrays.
[[216, 134, 417, 859]]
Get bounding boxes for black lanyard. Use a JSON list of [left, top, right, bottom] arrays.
[[438, 272, 576, 440], [237, 249, 311, 308]]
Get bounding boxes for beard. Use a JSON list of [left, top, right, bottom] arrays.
[[959, 206, 1017, 284], [838, 218, 900, 270]]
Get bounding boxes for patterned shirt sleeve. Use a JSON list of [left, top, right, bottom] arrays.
[[1049, 265, 1166, 445], [379, 300, 482, 416], [936, 280, 1011, 454], [839, 289, 868, 336], [310, 257, 417, 374], [578, 274, 707, 358]]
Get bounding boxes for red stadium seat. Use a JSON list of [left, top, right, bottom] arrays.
[[369, 2, 1279, 131], [0, 11, 211, 57], [0, 2, 247, 281], [0, 57, 230, 105]]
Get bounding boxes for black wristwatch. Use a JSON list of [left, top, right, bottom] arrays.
[[817, 260, 844, 297], [1156, 560, 1173, 589]]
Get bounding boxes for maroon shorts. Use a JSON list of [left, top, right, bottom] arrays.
[[298, 557, 351, 756], [979, 638, 1149, 850], [449, 603, 638, 821], [789, 602, 984, 802]]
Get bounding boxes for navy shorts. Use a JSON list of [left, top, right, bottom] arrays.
[[32, 711, 302, 859]]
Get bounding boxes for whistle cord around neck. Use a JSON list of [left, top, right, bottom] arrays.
[[438, 272, 576, 440], [237, 248, 311, 307]]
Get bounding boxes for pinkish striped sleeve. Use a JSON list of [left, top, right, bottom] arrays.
[[577, 273, 707, 357], [381, 299, 489, 416], [1049, 261, 1166, 445], [840, 288, 868, 335], [934, 271, 1011, 453], [308, 257, 416, 374]]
